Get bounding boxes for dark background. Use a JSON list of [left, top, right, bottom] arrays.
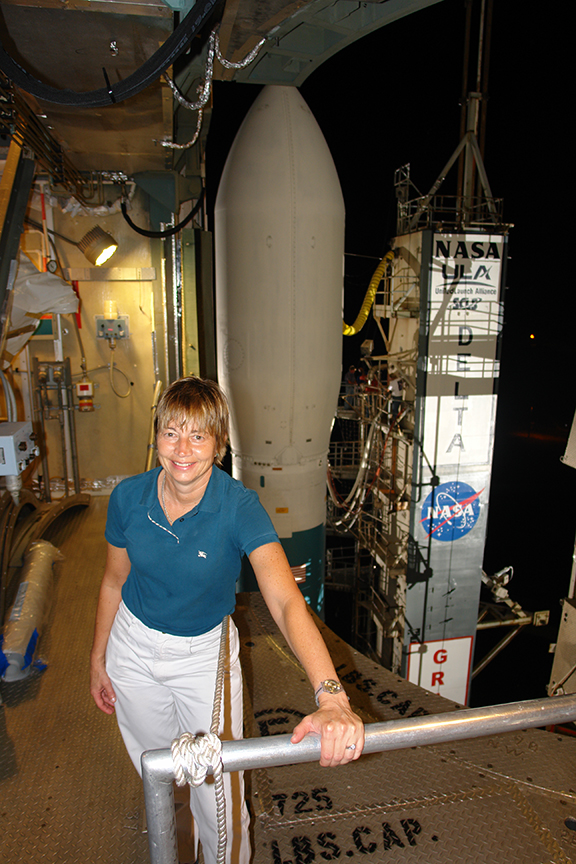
[[207, 0, 575, 707]]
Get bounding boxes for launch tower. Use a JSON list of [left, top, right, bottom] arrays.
[[327, 70, 513, 704]]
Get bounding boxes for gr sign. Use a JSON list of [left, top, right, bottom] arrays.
[[406, 636, 474, 705]]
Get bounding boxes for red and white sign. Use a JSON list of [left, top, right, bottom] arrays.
[[406, 636, 473, 705]]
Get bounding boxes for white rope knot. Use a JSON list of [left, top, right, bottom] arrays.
[[171, 731, 223, 788]]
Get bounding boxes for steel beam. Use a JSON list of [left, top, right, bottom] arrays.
[[0, 140, 35, 332]]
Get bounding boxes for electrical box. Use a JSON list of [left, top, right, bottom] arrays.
[[95, 316, 129, 339], [75, 379, 95, 412], [0, 421, 38, 475]]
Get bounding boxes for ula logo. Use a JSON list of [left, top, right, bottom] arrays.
[[420, 481, 482, 542]]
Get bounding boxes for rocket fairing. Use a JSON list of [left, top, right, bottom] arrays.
[[215, 85, 345, 613]]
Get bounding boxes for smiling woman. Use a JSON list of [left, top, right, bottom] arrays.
[[156, 424, 218, 519], [90, 375, 364, 864], [154, 377, 229, 518]]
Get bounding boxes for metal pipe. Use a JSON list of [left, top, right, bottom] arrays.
[[456, 0, 473, 203], [142, 693, 576, 864], [71, 313, 88, 376], [142, 749, 178, 864], [65, 383, 81, 495], [35, 381, 51, 502], [63, 359, 81, 495], [472, 625, 526, 679], [54, 374, 69, 498], [475, 0, 486, 92], [478, 0, 494, 166], [221, 693, 576, 771], [476, 615, 533, 630], [145, 380, 163, 472]]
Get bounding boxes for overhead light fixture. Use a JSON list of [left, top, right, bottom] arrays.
[[25, 218, 119, 267], [77, 226, 118, 266]]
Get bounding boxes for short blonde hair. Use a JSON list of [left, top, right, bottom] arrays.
[[154, 377, 229, 465]]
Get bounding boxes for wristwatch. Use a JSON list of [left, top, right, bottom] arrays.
[[314, 679, 345, 706]]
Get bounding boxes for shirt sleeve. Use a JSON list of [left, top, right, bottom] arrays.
[[234, 486, 279, 557], [104, 483, 128, 548]]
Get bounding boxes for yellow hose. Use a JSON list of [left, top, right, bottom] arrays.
[[342, 250, 394, 336]]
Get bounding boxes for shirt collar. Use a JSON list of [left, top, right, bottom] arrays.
[[197, 465, 223, 513], [139, 464, 223, 514]]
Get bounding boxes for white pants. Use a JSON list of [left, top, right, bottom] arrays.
[[106, 601, 250, 864]]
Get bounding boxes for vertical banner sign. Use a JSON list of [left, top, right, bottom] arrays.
[[405, 231, 506, 704]]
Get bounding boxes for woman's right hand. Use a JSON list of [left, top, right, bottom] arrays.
[[90, 658, 117, 714], [90, 544, 130, 715]]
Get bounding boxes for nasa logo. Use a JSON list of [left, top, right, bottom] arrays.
[[434, 239, 501, 260], [420, 480, 482, 542]]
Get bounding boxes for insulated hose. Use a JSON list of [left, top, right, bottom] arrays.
[[120, 190, 205, 239], [343, 250, 394, 336], [0, 0, 222, 107]]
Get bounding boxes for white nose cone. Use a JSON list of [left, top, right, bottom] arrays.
[[215, 85, 344, 612]]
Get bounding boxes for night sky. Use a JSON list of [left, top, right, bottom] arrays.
[[207, 0, 575, 706]]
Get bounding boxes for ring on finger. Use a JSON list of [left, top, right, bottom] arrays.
[[346, 743, 356, 751]]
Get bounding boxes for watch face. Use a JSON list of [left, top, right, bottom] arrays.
[[323, 680, 342, 694], [314, 679, 343, 706]]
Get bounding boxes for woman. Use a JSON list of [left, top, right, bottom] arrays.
[[90, 376, 364, 864]]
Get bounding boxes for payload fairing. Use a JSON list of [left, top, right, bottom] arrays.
[[215, 86, 344, 612]]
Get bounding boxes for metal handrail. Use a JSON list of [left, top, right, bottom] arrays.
[[141, 693, 576, 864]]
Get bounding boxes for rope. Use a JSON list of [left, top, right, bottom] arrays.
[[211, 615, 230, 734], [171, 731, 223, 787], [171, 615, 230, 864]]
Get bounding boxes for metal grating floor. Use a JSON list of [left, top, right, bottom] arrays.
[[0, 498, 148, 864], [2, 497, 576, 863], [243, 597, 576, 864]]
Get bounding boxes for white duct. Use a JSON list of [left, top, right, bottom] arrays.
[[1, 540, 63, 681]]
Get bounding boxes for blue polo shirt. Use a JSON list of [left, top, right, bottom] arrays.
[[105, 465, 279, 636]]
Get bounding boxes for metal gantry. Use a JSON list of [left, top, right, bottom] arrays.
[[328, 376, 415, 671]]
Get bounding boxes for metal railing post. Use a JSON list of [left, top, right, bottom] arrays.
[[141, 749, 179, 864], [141, 693, 576, 864]]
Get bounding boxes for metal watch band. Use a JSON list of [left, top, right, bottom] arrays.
[[314, 679, 345, 706]]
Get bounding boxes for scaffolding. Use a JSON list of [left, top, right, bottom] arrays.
[[328, 364, 415, 673]]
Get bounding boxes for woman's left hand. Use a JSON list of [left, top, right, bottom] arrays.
[[290, 692, 364, 767]]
